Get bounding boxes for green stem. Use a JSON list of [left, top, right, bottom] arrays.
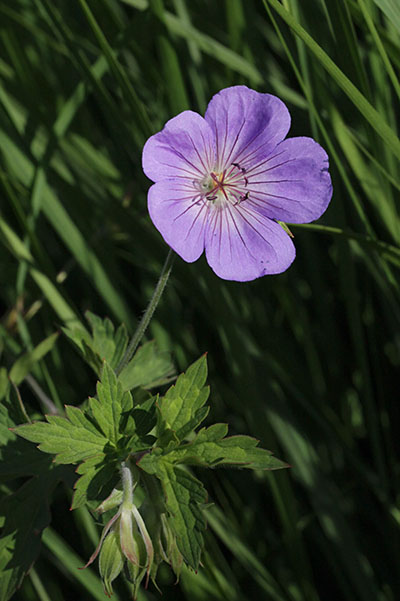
[[116, 249, 174, 375], [121, 461, 134, 507]]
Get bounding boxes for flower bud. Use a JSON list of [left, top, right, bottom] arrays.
[[119, 506, 142, 566], [99, 530, 124, 597], [96, 488, 123, 514], [160, 513, 184, 581]]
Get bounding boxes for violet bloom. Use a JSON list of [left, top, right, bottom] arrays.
[[142, 86, 332, 281]]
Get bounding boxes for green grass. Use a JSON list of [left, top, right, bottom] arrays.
[[1, 0, 399, 599]]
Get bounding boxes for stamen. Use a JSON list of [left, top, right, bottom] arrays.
[[233, 191, 249, 205], [231, 162, 246, 174], [195, 166, 250, 208]]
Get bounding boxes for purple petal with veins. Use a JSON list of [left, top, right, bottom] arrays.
[[142, 85, 333, 281]]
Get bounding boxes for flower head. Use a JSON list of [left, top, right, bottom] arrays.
[[142, 86, 332, 281]]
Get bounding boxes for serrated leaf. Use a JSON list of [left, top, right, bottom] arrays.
[[71, 454, 117, 510], [139, 457, 206, 569], [131, 396, 157, 438], [166, 426, 289, 470], [63, 405, 101, 435], [174, 406, 209, 442], [89, 362, 133, 444], [86, 312, 129, 368], [111, 324, 129, 368], [61, 324, 91, 354], [9, 332, 59, 386], [81, 340, 103, 373], [158, 355, 209, 441], [165, 466, 206, 570], [63, 311, 128, 374], [119, 341, 175, 391], [14, 407, 108, 464], [140, 422, 287, 472], [86, 312, 116, 361]]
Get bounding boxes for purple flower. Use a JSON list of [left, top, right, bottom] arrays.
[[142, 86, 332, 281]]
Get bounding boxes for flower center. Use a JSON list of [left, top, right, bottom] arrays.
[[194, 162, 249, 208]]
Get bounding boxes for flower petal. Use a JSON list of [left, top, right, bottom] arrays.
[[142, 111, 215, 183], [148, 179, 209, 262], [245, 137, 332, 223], [205, 204, 295, 281], [204, 86, 290, 172]]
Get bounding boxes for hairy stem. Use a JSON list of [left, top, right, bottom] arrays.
[[116, 249, 174, 375]]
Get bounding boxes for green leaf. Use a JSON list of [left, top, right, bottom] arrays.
[[372, 0, 400, 35], [14, 405, 108, 464], [86, 312, 129, 369], [139, 458, 207, 570], [87, 312, 122, 364], [0, 393, 72, 600], [76, 0, 152, 138], [131, 395, 157, 438], [42, 527, 120, 601], [174, 406, 210, 443], [63, 311, 129, 374], [0, 396, 51, 480], [41, 189, 133, 328], [0, 215, 83, 331], [119, 341, 175, 391], [9, 332, 59, 386], [120, 0, 148, 8], [88, 362, 133, 445], [71, 454, 117, 510], [264, 0, 400, 161], [0, 214, 33, 263], [165, 424, 289, 470], [157, 355, 209, 442], [0, 465, 66, 601], [163, 11, 262, 84], [99, 529, 124, 597]]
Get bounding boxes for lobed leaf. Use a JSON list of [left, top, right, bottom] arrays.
[[89, 362, 133, 444], [139, 458, 207, 570], [157, 354, 209, 442], [63, 311, 129, 374], [166, 425, 289, 470], [72, 454, 117, 510], [15, 408, 108, 464], [119, 340, 175, 391]]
